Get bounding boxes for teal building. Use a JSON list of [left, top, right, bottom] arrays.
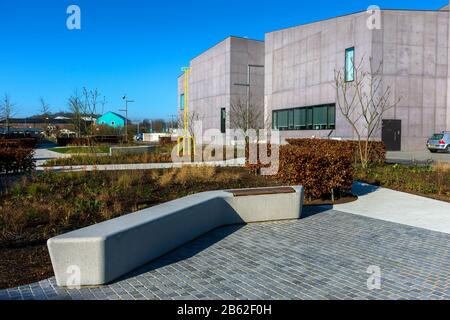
[[96, 112, 128, 128]]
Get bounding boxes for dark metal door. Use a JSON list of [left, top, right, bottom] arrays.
[[382, 120, 402, 151]]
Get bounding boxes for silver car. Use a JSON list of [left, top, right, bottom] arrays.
[[427, 132, 450, 153]]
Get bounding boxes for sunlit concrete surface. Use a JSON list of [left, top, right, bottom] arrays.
[[335, 182, 450, 234]]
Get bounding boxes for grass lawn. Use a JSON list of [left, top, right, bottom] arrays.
[[49, 146, 111, 154], [356, 163, 450, 202]]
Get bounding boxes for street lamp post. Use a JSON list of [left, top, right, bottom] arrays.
[[120, 95, 134, 143], [234, 64, 264, 132]]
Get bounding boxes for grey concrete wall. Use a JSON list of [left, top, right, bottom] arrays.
[[229, 37, 265, 130], [264, 11, 373, 143], [264, 8, 450, 151], [188, 37, 231, 136], [373, 10, 450, 151], [177, 37, 265, 141]]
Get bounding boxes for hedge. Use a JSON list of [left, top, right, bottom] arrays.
[[277, 143, 354, 199], [244, 139, 385, 199], [286, 139, 386, 165], [0, 139, 35, 174], [0, 138, 37, 149]]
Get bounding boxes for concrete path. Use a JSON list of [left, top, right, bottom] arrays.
[[33, 147, 71, 167], [36, 158, 246, 172], [335, 182, 450, 235], [387, 150, 450, 164]]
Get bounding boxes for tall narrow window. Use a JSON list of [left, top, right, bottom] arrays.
[[345, 47, 355, 82], [288, 110, 294, 130], [328, 104, 336, 129], [220, 108, 226, 133], [272, 111, 278, 130], [180, 93, 185, 111]]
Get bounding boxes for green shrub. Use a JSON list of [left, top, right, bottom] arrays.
[[276, 142, 354, 199], [286, 139, 386, 165], [0, 139, 35, 174]]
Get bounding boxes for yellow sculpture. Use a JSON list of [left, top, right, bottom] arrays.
[[178, 67, 195, 157]]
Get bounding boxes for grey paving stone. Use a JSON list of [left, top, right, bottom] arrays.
[[1, 210, 449, 300]]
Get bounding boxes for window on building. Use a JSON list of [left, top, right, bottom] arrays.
[[345, 47, 355, 82], [180, 93, 185, 111], [288, 110, 294, 130], [272, 112, 278, 130], [221, 108, 226, 133], [277, 110, 288, 130], [111, 121, 115, 126], [272, 104, 336, 131]]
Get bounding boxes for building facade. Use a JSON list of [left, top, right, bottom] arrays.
[[265, 7, 450, 151], [178, 36, 265, 140], [179, 4, 450, 151]]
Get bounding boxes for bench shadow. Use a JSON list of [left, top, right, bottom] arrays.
[[352, 181, 380, 197], [301, 205, 333, 219], [114, 223, 245, 283]]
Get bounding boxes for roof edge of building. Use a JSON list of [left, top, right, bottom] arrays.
[[265, 7, 449, 36], [185, 35, 264, 66]]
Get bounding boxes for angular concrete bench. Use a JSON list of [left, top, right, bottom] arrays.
[[48, 186, 304, 287]]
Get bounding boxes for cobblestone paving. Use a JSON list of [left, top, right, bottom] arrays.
[[1, 209, 449, 300]]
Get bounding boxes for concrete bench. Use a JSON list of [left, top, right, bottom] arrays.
[[48, 186, 304, 287]]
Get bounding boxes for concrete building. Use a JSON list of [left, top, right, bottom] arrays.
[[178, 36, 265, 140], [178, 4, 450, 151], [265, 5, 450, 151]]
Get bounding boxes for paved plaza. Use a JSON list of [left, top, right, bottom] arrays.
[[1, 208, 449, 300]]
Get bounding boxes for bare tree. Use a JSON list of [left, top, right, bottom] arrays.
[[178, 110, 203, 140], [229, 95, 268, 162], [100, 96, 107, 115], [39, 97, 51, 136], [81, 87, 101, 136], [334, 57, 400, 169], [229, 96, 264, 136], [0, 94, 15, 134], [68, 90, 83, 137]]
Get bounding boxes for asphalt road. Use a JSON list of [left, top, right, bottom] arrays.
[[387, 150, 450, 164]]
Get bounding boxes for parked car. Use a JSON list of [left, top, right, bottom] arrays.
[[134, 133, 144, 141], [427, 132, 450, 153]]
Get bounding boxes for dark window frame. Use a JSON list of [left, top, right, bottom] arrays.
[[220, 108, 226, 134], [272, 104, 336, 131]]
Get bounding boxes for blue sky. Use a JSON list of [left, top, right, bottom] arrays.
[[0, 0, 447, 121]]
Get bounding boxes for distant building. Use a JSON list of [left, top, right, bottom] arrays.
[[0, 117, 74, 131], [96, 112, 130, 128]]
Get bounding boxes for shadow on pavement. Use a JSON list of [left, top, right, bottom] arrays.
[[301, 205, 333, 219], [351, 182, 380, 197], [114, 224, 245, 284]]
